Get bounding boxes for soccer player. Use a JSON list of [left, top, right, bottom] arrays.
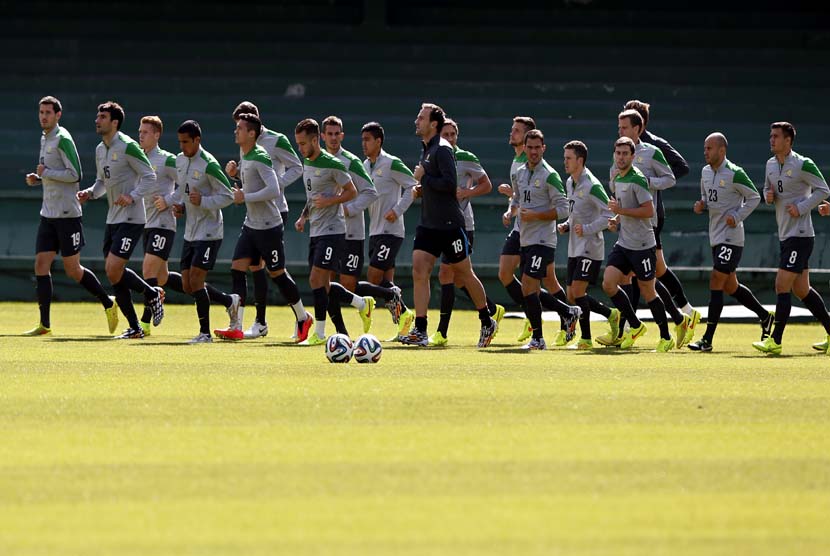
[[23, 96, 118, 336], [558, 140, 618, 349], [611, 109, 692, 348], [497, 116, 574, 344], [361, 121, 417, 338], [402, 102, 497, 347], [154, 120, 238, 343], [689, 132, 772, 352], [514, 130, 579, 350], [293, 118, 373, 345], [77, 101, 164, 339], [320, 116, 383, 334], [429, 118, 503, 346], [136, 115, 186, 336], [228, 101, 306, 339], [753, 122, 830, 355], [602, 136, 674, 352], [214, 113, 313, 342]]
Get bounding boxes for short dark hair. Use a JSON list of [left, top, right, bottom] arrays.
[[618, 109, 644, 131], [295, 118, 319, 137], [524, 129, 545, 144], [564, 140, 588, 163], [237, 113, 262, 138], [98, 101, 125, 130], [39, 96, 62, 113], [421, 103, 446, 131], [442, 118, 459, 134], [513, 116, 536, 131], [233, 101, 259, 120], [623, 100, 650, 128], [771, 121, 796, 142], [322, 115, 343, 132], [361, 121, 384, 144], [614, 136, 636, 154], [177, 120, 202, 139]]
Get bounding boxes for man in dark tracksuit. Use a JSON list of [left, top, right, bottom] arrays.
[[401, 102, 498, 348]]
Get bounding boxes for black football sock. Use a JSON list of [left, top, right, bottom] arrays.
[[772, 293, 791, 344], [231, 269, 247, 307], [327, 290, 348, 335], [730, 283, 768, 321], [121, 267, 156, 304], [655, 280, 684, 325], [539, 289, 572, 316], [79, 268, 111, 307], [800, 288, 830, 335], [415, 316, 427, 333], [193, 286, 210, 334], [356, 281, 395, 301], [252, 269, 269, 324], [659, 268, 689, 309], [36, 274, 52, 328], [478, 307, 490, 327], [647, 297, 671, 340], [141, 277, 158, 324], [437, 284, 455, 337], [553, 289, 569, 330], [524, 293, 544, 340], [164, 272, 184, 293], [312, 287, 328, 322], [205, 283, 232, 308], [703, 289, 724, 343], [587, 295, 612, 318], [113, 279, 139, 330], [504, 277, 525, 307], [611, 290, 641, 329], [575, 295, 591, 340]]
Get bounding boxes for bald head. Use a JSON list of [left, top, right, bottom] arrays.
[[706, 132, 728, 149], [703, 132, 728, 167]]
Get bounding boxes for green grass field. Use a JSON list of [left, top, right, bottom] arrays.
[[1, 301, 829, 555]]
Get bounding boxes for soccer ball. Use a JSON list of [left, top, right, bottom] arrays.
[[325, 333, 353, 363], [353, 333, 383, 363]]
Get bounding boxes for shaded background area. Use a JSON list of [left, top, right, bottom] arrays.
[[2, 0, 828, 304]]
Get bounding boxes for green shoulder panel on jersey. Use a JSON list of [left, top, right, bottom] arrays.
[[454, 148, 481, 164], [339, 149, 374, 184], [629, 167, 650, 191], [514, 151, 528, 163], [725, 160, 757, 191], [590, 182, 610, 203], [801, 157, 826, 182], [205, 161, 232, 189], [200, 150, 232, 188], [164, 154, 177, 168], [56, 130, 82, 179], [389, 157, 414, 177], [243, 145, 274, 167], [273, 132, 300, 157], [643, 142, 669, 167], [541, 161, 565, 194], [305, 150, 348, 172], [124, 140, 152, 166]]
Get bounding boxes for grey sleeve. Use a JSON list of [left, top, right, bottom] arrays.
[[244, 163, 280, 203], [129, 157, 159, 202], [200, 174, 234, 210], [733, 182, 761, 223]]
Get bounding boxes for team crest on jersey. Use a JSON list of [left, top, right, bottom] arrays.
[[719, 179, 725, 187], [534, 179, 540, 187], [193, 171, 200, 178], [46, 147, 53, 153], [112, 153, 118, 161], [786, 169, 793, 177], [314, 170, 321, 176], [151, 164, 157, 171], [637, 156, 643, 163], [376, 169, 383, 176]]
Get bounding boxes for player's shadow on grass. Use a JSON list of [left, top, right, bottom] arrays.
[[731, 353, 819, 359], [47, 336, 121, 342], [484, 347, 640, 355]]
